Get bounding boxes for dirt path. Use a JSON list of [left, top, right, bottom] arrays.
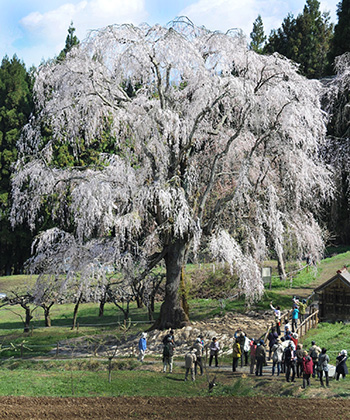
[[0, 396, 348, 419]]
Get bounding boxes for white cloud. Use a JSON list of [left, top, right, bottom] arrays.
[[19, 0, 148, 64], [180, 0, 339, 40], [180, 0, 285, 38]]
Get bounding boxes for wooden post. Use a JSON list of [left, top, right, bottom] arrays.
[[56, 343, 59, 358]]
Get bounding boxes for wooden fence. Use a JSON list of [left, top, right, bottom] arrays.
[[262, 308, 319, 343], [296, 309, 319, 338]]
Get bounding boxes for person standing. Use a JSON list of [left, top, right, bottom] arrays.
[[302, 350, 313, 389], [192, 338, 203, 376], [162, 329, 175, 345], [232, 338, 241, 372], [309, 341, 321, 378], [336, 350, 348, 380], [249, 339, 257, 374], [209, 337, 220, 367], [270, 302, 281, 335], [284, 318, 291, 336], [138, 332, 147, 362], [162, 337, 175, 373], [242, 334, 250, 367], [184, 349, 197, 381], [271, 338, 283, 376], [234, 329, 247, 367], [267, 328, 278, 360], [299, 299, 307, 323], [284, 342, 296, 382], [318, 347, 330, 387], [255, 340, 266, 376], [295, 343, 304, 378], [291, 306, 299, 333]]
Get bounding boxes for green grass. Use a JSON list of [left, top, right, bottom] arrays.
[[0, 251, 348, 362], [0, 361, 209, 397], [0, 274, 37, 294], [301, 322, 350, 365]]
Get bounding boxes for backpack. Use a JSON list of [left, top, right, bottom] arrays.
[[163, 343, 173, 357], [310, 347, 317, 360]]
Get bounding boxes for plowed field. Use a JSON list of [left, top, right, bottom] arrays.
[[0, 396, 349, 419]]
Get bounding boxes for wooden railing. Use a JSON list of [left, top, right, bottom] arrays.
[[262, 308, 319, 343], [296, 309, 319, 338]]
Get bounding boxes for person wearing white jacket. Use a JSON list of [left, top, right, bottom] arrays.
[[271, 338, 284, 376]]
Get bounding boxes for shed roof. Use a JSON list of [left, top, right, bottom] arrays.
[[314, 267, 350, 293]]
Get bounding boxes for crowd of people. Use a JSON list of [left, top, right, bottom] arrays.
[[136, 296, 348, 385]]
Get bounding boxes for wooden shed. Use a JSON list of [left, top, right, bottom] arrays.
[[314, 267, 350, 322]]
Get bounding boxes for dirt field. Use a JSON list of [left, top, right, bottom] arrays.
[[0, 396, 349, 420]]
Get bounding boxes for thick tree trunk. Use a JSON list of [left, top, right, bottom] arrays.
[[154, 240, 190, 330], [277, 253, 286, 282]]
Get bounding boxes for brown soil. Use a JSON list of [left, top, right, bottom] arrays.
[[0, 396, 348, 419]]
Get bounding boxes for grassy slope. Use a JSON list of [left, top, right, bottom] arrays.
[[0, 250, 348, 397]]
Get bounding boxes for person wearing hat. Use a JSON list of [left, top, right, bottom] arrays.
[[138, 332, 147, 362], [255, 340, 266, 376], [163, 336, 175, 373], [291, 332, 298, 348], [184, 348, 197, 381], [336, 349, 348, 380]]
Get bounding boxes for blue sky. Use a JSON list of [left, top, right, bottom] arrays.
[[0, 0, 340, 68]]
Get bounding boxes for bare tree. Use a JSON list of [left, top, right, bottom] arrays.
[[2, 291, 37, 333]]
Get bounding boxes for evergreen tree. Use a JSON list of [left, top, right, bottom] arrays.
[[328, 0, 350, 72], [57, 22, 80, 61], [0, 55, 34, 274], [250, 15, 267, 53], [264, 14, 297, 58], [264, 0, 333, 78]]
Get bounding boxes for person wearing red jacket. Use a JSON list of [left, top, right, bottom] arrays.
[[302, 351, 314, 389]]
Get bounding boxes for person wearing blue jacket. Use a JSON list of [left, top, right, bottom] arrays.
[[138, 332, 147, 362], [291, 307, 299, 333]]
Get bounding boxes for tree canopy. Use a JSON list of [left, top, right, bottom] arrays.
[[322, 53, 350, 242], [328, 0, 350, 72], [57, 22, 80, 62], [264, 0, 333, 78], [0, 55, 33, 275], [11, 19, 332, 328], [250, 15, 266, 54]]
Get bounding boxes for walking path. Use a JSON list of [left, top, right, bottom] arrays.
[[174, 358, 336, 377]]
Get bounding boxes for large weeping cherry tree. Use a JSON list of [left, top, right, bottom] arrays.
[[322, 53, 350, 242], [11, 18, 332, 329]]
